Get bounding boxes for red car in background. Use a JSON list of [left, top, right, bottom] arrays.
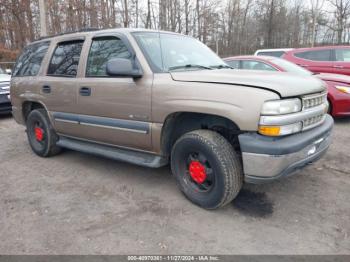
[[280, 46, 350, 76], [224, 55, 350, 117]]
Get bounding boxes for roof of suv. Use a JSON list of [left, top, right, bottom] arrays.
[[32, 28, 181, 44]]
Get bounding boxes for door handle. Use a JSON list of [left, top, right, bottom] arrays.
[[333, 65, 344, 69], [42, 85, 51, 94], [298, 64, 309, 67], [79, 87, 91, 96]]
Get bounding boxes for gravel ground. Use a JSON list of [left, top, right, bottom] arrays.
[[0, 115, 349, 255]]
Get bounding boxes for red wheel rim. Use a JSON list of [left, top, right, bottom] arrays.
[[34, 127, 44, 142], [189, 161, 207, 184]]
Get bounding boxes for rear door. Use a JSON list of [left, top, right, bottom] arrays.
[[334, 48, 350, 76], [39, 39, 84, 136], [292, 49, 334, 74], [73, 33, 152, 151], [11, 41, 51, 116]]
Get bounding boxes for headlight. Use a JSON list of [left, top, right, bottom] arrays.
[[259, 122, 302, 136], [335, 86, 350, 94], [261, 98, 302, 115]]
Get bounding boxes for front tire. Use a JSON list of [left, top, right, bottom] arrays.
[[171, 130, 243, 209], [26, 109, 61, 157]]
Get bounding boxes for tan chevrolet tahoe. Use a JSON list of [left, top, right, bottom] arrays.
[[10, 28, 333, 209]]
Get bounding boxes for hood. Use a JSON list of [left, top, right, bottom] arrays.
[[170, 69, 326, 98], [317, 73, 350, 85], [0, 74, 11, 83]]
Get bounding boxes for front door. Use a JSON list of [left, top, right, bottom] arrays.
[[74, 35, 152, 151]]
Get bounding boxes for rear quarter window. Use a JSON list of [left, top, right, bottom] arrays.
[[13, 41, 50, 77]]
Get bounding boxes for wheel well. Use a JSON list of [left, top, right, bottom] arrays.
[[22, 101, 45, 121], [161, 112, 241, 158], [327, 98, 332, 115]]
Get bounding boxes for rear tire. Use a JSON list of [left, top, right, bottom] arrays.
[[171, 130, 243, 209], [26, 109, 61, 157]]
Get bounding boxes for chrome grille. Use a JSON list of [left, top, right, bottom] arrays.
[[302, 92, 327, 110], [0, 82, 10, 95], [301, 92, 327, 130], [0, 82, 10, 88], [303, 114, 325, 130]]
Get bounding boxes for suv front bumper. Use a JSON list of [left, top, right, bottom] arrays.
[[0, 94, 11, 114], [239, 114, 334, 184]]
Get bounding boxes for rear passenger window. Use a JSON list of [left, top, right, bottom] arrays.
[[335, 49, 350, 62], [241, 60, 276, 71], [47, 40, 84, 77], [295, 50, 332, 61], [86, 37, 132, 77], [226, 60, 240, 68], [13, 41, 50, 77]]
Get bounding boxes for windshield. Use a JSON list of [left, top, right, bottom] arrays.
[[133, 32, 228, 72], [269, 57, 312, 76], [0, 68, 5, 74]]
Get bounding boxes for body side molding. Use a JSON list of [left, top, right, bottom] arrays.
[[52, 112, 150, 134]]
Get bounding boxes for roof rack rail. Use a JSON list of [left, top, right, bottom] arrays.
[[35, 27, 100, 41]]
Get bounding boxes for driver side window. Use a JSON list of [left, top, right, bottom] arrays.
[[86, 36, 132, 77]]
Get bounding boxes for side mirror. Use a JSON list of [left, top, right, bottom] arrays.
[[6, 69, 12, 75], [106, 58, 143, 78]]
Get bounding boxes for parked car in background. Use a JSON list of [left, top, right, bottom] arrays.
[[254, 48, 294, 57], [224, 55, 350, 117], [282, 46, 350, 76], [0, 68, 11, 115]]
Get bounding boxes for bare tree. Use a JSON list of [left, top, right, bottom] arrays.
[[328, 0, 350, 43], [145, 0, 151, 28], [1, 0, 350, 62], [310, 0, 325, 46]]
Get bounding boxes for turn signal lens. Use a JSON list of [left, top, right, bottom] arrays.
[[258, 126, 281, 136], [259, 122, 303, 136]]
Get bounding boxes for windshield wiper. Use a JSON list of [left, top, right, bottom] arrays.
[[210, 64, 234, 69], [168, 64, 213, 71]]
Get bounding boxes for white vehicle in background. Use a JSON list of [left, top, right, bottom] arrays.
[[0, 68, 11, 115], [254, 48, 294, 57]]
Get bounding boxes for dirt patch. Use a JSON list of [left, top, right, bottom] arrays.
[[233, 189, 274, 218]]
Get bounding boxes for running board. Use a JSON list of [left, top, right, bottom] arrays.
[[57, 137, 168, 168]]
